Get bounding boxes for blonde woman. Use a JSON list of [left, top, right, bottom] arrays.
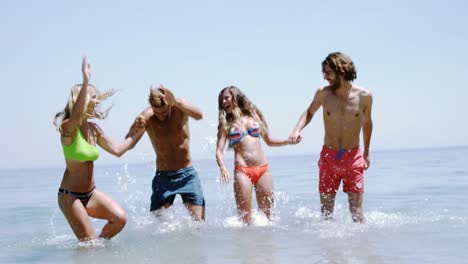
[[54, 56, 143, 241], [216, 86, 295, 224]]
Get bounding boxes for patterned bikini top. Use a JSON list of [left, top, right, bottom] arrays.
[[228, 121, 261, 146]]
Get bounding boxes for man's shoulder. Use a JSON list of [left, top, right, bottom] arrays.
[[353, 85, 372, 97], [141, 107, 153, 119], [317, 86, 329, 93], [315, 86, 330, 97]]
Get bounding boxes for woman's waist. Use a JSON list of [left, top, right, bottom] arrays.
[[234, 151, 267, 167], [60, 170, 95, 192]]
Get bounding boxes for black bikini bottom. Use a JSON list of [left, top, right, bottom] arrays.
[[58, 186, 96, 207]]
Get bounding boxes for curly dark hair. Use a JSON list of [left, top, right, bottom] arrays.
[[322, 52, 357, 81]]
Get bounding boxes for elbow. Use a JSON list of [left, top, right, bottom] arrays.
[[114, 151, 124, 158], [194, 112, 203, 120], [215, 150, 224, 163], [113, 148, 127, 158]]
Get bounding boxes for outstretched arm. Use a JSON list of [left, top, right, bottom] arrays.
[[262, 130, 293, 147], [159, 85, 203, 120], [61, 56, 91, 134], [362, 91, 373, 169], [96, 122, 145, 157], [288, 87, 324, 144], [215, 125, 231, 184], [125, 107, 152, 146]]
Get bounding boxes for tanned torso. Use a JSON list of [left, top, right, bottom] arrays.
[[321, 85, 371, 150], [232, 116, 268, 166], [145, 107, 192, 170], [61, 122, 100, 192]]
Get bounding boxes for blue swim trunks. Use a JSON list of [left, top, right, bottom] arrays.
[[150, 166, 205, 211]]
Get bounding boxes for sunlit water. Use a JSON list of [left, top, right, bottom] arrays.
[[1, 147, 468, 263]]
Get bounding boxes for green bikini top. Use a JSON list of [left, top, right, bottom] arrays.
[[62, 127, 99, 161]]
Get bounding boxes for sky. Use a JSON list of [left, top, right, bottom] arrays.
[[1, 0, 467, 169]]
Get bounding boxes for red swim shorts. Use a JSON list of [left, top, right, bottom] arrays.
[[318, 146, 366, 194]]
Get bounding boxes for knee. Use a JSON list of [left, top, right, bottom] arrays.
[[112, 211, 127, 228]]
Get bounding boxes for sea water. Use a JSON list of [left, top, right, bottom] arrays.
[[1, 147, 467, 263]]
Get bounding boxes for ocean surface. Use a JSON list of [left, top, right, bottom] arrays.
[[1, 147, 468, 264]]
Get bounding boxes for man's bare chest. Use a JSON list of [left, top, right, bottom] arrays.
[[323, 95, 362, 120]]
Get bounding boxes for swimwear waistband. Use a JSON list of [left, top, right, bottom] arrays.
[[234, 164, 269, 169], [155, 166, 195, 176], [322, 145, 360, 152], [58, 186, 96, 197]]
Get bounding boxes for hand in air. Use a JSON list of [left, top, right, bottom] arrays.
[[158, 84, 176, 106], [82, 56, 91, 83]]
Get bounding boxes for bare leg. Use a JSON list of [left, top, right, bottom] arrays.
[[58, 193, 95, 241], [184, 203, 205, 221], [151, 203, 172, 217], [254, 170, 273, 220], [320, 193, 337, 220], [233, 172, 254, 224], [86, 190, 127, 239], [348, 193, 365, 223]]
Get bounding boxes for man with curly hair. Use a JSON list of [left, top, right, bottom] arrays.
[[289, 52, 373, 223]]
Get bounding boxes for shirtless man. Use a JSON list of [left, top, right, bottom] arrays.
[[289, 52, 373, 223], [129, 85, 205, 220]]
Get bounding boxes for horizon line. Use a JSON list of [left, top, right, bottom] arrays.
[[1, 144, 467, 172]]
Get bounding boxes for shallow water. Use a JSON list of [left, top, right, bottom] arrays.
[[1, 147, 468, 263]]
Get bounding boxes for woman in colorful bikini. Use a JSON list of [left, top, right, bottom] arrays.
[[54, 56, 143, 241], [215, 86, 295, 224]]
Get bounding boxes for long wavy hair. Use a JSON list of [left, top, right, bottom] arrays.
[[218, 86, 268, 138], [322, 52, 357, 81], [53, 84, 116, 133]]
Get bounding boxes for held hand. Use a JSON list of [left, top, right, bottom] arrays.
[[288, 131, 302, 144], [82, 56, 91, 83], [134, 115, 146, 129], [127, 115, 146, 139], [159, 84, 176, 106]]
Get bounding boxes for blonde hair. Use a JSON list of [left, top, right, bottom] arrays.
[[53, 84, 116, 133], [218, 86, 268, 137]]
